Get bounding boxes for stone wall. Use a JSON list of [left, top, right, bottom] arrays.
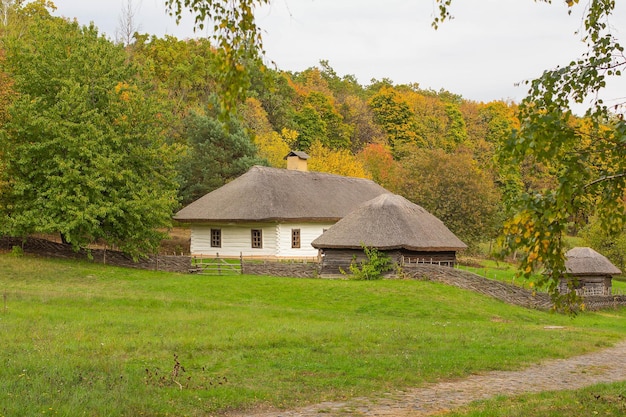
[[0, 237, 191, 273]]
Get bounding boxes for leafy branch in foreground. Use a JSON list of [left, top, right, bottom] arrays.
[[437, 0, 625, 311], [499, 1, 625, 312], [164, 0, 270, 113]]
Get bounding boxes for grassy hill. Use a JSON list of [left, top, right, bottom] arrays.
[[1, 254, 625, 416]]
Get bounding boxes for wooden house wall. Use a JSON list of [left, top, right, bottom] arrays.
[[276, 222, 334, 258], [191, 223, 278, 257], [558, 275, 613, 296], [191, 222, 334, 259]]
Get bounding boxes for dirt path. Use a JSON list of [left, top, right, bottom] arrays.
[[233, 339, 626, 417]]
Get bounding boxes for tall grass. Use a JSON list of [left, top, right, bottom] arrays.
[[1, 254, 625, 416]]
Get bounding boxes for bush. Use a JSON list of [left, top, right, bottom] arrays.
[[347, 245, 393, 280], [10, 245, 23, 257]]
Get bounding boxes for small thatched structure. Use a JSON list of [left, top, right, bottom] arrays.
[[560, 247, 621, 296], [284, 150, 310, 171], [311, 194, 467, 275]]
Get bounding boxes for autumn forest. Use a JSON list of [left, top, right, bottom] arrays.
[[0, 1, 622, 273]]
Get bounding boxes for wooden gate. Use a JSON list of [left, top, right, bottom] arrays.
[[191, 254, 242, 275]]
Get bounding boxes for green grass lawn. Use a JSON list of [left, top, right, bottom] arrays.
[[1, 254, 625, 416], [447, 381, 626, 416], [458, 258, 548, 291]]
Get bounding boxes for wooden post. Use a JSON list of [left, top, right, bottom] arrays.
[[240, 252, 243, 274], [217, 252, 221, 275]]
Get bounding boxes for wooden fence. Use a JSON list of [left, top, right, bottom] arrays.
[[0, 237, 191, 273], [401, 255, 456, 267], [191, 253, 242, 275]]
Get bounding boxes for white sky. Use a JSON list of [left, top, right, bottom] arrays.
[[51, 0, 625, 106]]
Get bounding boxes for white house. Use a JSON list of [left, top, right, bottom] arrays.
[[173, 153, 390, 259]]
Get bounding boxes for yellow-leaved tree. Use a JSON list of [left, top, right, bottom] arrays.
[[307, 141, 369, 178], [240, 98, 294, 168]]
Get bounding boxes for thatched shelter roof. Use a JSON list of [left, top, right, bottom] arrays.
[[174, 166, 390, 223], [284, 150, 310, 160], [565, 247, 621, 276], [311, 194, 467, 251]]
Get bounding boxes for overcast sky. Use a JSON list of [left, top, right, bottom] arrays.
[[52, 0, 625, 107]]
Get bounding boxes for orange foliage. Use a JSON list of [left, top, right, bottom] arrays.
[[359, 143, 402, 191], [0, 49, 16, 126]]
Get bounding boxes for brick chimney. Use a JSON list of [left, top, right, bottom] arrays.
[[284, 151, 310, 171]]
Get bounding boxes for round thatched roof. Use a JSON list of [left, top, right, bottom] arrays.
[[565, 247, 621, 276], [311, 194, 467, 251], [174, 166, 390, 222]]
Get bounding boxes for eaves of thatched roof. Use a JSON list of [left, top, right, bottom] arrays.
[[174, 166, 391, 223], [311, 194, 467, 252], [565, 247, 621, 276]]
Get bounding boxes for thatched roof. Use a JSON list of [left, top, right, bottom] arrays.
[[311, 194, 467, 251], [565, 247, 621, 276], [174, 166, 390, 222]]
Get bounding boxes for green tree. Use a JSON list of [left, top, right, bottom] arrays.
[[444, 103, 467, 149], [248, 67, 298, 133], [176, 113, 267, 205], [0, 4, 179, 257], [368, 86, 422, 156], [305, 91, 352, 149], [318, 60, 365, 101], [399, 148, 502, 251], [292, 104, 326, 150], [580, 217, 626, 271], [165, 0, 268, 113], [131, 34, 217, 115]]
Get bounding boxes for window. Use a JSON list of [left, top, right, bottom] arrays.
[[251, 229, 263, 249], [210, 228, 221, 248], [291, 229, 301, 249]]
